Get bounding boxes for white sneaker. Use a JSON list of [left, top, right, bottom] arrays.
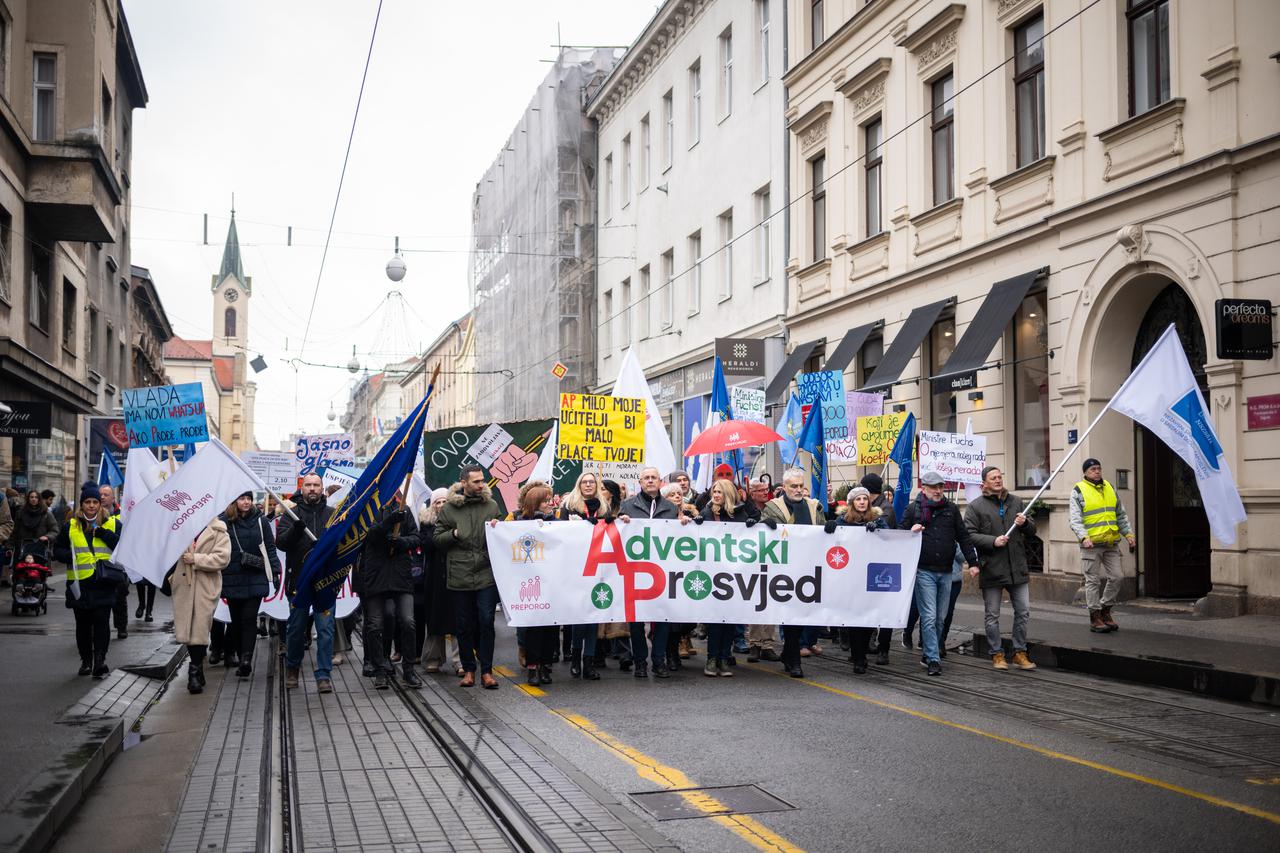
[[332, 653, 345, 666]]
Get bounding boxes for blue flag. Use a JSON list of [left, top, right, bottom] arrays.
[[292, 384, 435, 614], [708, 356, 743, 479], [795, 399, 828, 512], [889, 413, 916, 523], [776, 393, 803, 465], [97, 450, 124, 489]]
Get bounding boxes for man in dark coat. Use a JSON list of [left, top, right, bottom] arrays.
[[965, 466, 1036, 671], [278, 474, 337, 692], [360, 498, 422, 688]]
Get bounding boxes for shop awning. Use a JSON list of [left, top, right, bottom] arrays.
[[859, 299, 951, 392], [930, 268, 1047, 393], [822, 321, 881, 375], [765, 339, 820, 402]]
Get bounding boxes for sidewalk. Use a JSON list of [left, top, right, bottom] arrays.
[[959, 596, 1280, 706]]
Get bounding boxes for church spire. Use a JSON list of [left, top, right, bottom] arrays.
[[219, 208, 245, 284]]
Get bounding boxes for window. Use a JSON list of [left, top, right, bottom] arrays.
[[224, 307, 236, 337], [1014, 14, 1046, 167], [621, 135, 632, 206], [858, 336, 883, 389], [1127, 0, 1170, 116], [639, 115, 651, 188], [0, 16, 7, 94], [718, 28, 733, 118], [118, 341, 126, 383], [662, 90, 674, 169], [864, 118, 883, 237], [811, 0, 824, 50], [688, 231, 702, 315], [754, 186, 771, 282], [688, 62, 702, 145], [0, 207, 10, 303], [602, 289, 613, 354], [756, 0, 770, 84], [28, 244, 51, 331], [717, 210, 733, 300], [620, 278, 631, 348], [603, 153, 613, 216], [87, 306, 98, 363], [61, 278, 75, 353], [660, 251, 674, 328], [1014, 290, 1050, 488], [33, 52, 56, 141], [930, 73, 955, 206], [811, 155, 826, 262], [638, 265, 651, 338], [927, 316, 957, 433], [100, 80, 112, 155], [105, 325, 114, 377]]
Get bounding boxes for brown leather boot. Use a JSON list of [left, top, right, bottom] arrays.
[[1011, 651, 1037, 670], [1089, 610, 1109, 633], [991, 652, 1009, 670], [1100, 606, 1119, 632]]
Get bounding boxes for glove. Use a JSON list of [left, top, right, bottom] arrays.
[[823, 520, 837, 534], [763, 518, 778, 530], [693, 516, 705, 525], [745, 517, 758, 528], [865, 522, 878, 534]]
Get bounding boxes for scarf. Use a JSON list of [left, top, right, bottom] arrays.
[[20, 504, 47, 528], [917, 493, 947, 525], [784, 495, 812, 526], [583, 497, 601, 519]]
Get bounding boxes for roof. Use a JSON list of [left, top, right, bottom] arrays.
[[163, 336, 213, 360], [129, 265, 175, 341], [219, 211, 245, 284], [212, 356, 234, 391]]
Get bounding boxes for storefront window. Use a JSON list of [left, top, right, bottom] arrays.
[[2, 428, 76, 509], [857, 336, 883, 389], [1013, 291, 1050, 488], [928, 317, 957, 433]]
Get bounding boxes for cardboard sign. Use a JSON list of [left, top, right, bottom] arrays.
[[241, 451, 299, 493], [295, 433, 355, 476], [829, 392, 884, 462], [730, 386, 766, 424], [917, 430, 987, 486], [854, 413, 909, 466], [556, 393, 646, 465], [796, 371, 849, 450], [122, 382, 209, 448], [468, 423, 515, 469]]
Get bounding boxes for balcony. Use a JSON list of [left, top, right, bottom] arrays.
[[26, 142, 122, 243]]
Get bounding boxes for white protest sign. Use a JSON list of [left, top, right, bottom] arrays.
[[295, 433, 355, 476], [730, 386, 766, 424], [829, 391, 885, 462], [468, 423, 515, 469], [918, 430, 988, 485], [241, 451, 299, 493]]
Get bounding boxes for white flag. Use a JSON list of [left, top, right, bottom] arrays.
[[613, 348, 677, 479], [1109, 324, 1246, 545], [112, 438, 267, 586], [528, 421, 558, 485], [120, 447, 167, 526], [962, 418, 983, 504]]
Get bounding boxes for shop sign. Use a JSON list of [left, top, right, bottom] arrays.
[[648, 372, 684, 408], [933, 370, 977, 393], [0, 401, 52, 439], [1246, 394, 1280, 431], [683, 359, 715, 397], [714, 338, 766, 377], [1215, 299, 1273, 360]]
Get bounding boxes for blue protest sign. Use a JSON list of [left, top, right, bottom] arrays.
[[122, 382, 209, 448], [795, 370, 848, 450]]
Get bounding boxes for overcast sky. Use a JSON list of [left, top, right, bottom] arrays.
[[126, 0, 656, 449]]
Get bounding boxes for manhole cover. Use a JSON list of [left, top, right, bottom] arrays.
[[629, 784, 796, 821]]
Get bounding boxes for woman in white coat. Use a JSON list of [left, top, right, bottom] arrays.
[[172, 518, 231, 693]]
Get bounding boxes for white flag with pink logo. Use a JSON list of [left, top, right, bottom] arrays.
[[113, 438, 267, 586]]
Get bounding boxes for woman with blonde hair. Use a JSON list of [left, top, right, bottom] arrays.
[[698, 479, 751, 677], [557, 471, 610, 680]]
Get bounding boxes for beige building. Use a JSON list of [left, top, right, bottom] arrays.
[[0, 0, 146, 499], [401, 311, 475, 431], [779, 0, 1279, 613]]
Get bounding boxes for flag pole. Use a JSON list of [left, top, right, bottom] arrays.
[[1003, 401, 1113, 537], [207, 437, 318, 543], [396, 365, 440, 533]]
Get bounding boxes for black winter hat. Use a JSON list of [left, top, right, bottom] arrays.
[[79, 482, 100, 505], [1082, 458, 1101, 473], [860, 473, 884, 493]]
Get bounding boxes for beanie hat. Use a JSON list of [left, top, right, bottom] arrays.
[[980, 466, 1000, 482], [79, 482, 100, 505], [848, 486, 871, 502], [713, 463, 734, 478], [1082, 458, 1101, 473], [860, 472, 884, 493]]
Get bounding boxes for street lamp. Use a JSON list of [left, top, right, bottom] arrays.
[[346, 345, 360, 374], [385, 254, 406, 282]]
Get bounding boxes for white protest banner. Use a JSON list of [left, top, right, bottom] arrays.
[[323, 465, 364, 509], [917, 430, 987, 485], [485, 519, 920, 628], [295, 432, 355, 477], [120, 447, 167, 525], [730, 386, 766, 424], [113, 438, 266, 586], [241, 451, 299, 493], [214, 571, 358, 622]]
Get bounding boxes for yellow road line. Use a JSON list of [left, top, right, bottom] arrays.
[[749, 663, 1280, 827], [554, 710, 803, 853], [492, 664, 547, 696], [493, 665, 515, 677]]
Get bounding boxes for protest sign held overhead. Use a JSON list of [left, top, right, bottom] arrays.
[[556, 393, 646, 466], [796, 371, 849, 450], [423, 419, 574, 517], [918, 430, 987, 486], [295, 432, 355, 477], [730, 386, 766, 424], [122, 382, 209, 448], [241, 450, 299, 493], [829, 391, 884, 462], [855, 412, 910, 466]]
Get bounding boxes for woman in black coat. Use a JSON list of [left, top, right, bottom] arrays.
[[557, 472, 613, 681], [53, 483, 122, 677], [698, 480, 751, 678], [219, 492, 281, 678]]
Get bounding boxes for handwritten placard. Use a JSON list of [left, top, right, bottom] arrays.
[[556, 393, 646, 465]]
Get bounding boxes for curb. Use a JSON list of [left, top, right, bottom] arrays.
[[122, 640, 187, 681], [970, 632, 1280, 707]]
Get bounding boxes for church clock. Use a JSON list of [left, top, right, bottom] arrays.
[[224, 288, 239, 303]]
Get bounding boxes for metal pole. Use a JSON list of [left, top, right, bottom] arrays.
[[1004, 401, 1112, 537]]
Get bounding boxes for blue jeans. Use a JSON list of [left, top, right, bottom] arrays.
[[630, 622, 670, 667], [706, 624, 734, 661], [285, 605, 334, 682], [571, 624, 597, 658], [453, 585, 499, 674], [914, 569, 951, 664]]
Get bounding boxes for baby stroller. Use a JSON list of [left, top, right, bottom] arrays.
[[11, 540, 51, 616]]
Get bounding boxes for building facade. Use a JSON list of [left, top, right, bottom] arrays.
[[0, 0, 146, 500], [589, 0, 790, 464], [401, 311, 475, 431], [779, 0, 1279, 612], [128, 265, 172, 389]]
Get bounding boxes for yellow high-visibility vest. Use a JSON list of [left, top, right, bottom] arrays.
[[1075, 479, 1120, 545], [67, 516, 118, 581]]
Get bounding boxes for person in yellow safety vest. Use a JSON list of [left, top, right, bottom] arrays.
[[1068, 458, 1135, 634], [53, 482, 122, 678]]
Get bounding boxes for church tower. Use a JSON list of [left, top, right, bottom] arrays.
[[211, 209, 250, 358]]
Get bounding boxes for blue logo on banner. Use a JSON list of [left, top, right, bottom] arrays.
[[867, 563, 902, 592], [1170, 390, 1222, 471]]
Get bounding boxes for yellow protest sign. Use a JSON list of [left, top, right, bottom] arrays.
[[557, 393, 646, 465], [855, 413, 909, 465]]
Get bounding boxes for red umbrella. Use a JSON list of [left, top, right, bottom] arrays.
[[683, 420, 785, 457]]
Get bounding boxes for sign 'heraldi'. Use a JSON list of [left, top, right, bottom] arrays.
[[485, 519, 921, 627]]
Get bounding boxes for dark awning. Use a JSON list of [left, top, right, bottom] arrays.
[[822, 321, 881, 376], [859, 299, 951, 391], [930, 268, 1047, 393], [765, 339, 820, 403]]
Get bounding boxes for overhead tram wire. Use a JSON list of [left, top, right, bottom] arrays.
[[298, 0, 385, 358], [465, 0, 1105, 413]]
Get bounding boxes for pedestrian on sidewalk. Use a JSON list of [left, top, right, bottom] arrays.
[[965, 466, 1037, 671], [434, 464, 504, 690], [700, 479, 750, 678], [360, 496, 423, 689], [558, 472, 612, 681], [1069, 458, 1135, 633], [901, 472, 981, 676], [418, 489, 461, 675], [172, 518, 231, 694], [279, 475, 337, 692], [837, 487, 890, 673], [761, 468, 826, 679], [53, 483, 122, 678], [7, 489, 55, 585], [220, 492, 281, 679]]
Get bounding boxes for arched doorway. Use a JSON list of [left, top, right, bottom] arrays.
[[1132, 282, 1211, 598]]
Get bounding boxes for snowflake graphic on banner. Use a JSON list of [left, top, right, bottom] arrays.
[[591, 582, 614, 610], [683, 570, 712, 600]]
